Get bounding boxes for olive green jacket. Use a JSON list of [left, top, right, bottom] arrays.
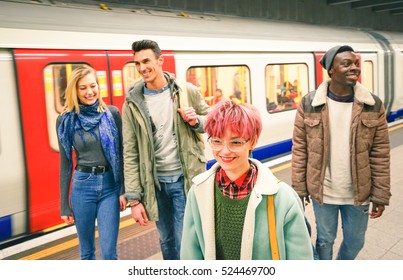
[[122, 72, 211, 220]]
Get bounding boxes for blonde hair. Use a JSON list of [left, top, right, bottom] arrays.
[[62, 65, 105, 114]]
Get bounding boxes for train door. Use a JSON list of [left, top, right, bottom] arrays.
[[314, 51, 327, 88], [0, 50, 26, 243], [13, 49, 110, 236], [359, 53, 379, 98], [106, 50, 136, 112]]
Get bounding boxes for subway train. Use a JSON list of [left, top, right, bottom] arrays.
[[1, 1, 403, 245]]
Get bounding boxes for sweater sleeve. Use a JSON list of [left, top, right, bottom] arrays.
[[56, 116, 73, 217], [291, 99, 308, 198], [369, 101, 391, 205]]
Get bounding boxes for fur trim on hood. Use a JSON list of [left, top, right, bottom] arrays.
[[312, 79, 375, 107]]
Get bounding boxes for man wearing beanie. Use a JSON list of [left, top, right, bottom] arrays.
[[291, 45, 391, 260]]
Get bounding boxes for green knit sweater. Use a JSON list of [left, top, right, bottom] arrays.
[[214, 185, 251, 260]]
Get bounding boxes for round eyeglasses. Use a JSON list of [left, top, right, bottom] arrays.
[[207, 137, 250, 151]]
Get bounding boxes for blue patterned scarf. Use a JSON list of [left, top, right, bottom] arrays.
[[58, 100, 121, 186]]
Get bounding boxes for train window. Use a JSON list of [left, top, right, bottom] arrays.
[[265, 63, 308, 113], [43, 63, 87, 152], [122, 62, 142, 94], [186, 65, 251, 105], [361, 60, 374, 93]]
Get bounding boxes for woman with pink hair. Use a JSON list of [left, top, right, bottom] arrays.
[[180, 100, 313, 260]]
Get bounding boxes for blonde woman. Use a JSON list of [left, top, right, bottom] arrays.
[[57, 65, 126, 260]]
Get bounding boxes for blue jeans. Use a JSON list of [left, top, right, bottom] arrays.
[[312, 199, 369, 260], [155, 175, 186, 260], [71, 170, 120, 260]]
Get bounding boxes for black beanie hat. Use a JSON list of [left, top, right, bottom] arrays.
[[320, 45, 354, 71]]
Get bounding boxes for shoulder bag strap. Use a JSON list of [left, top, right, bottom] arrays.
[[267, 178, 281, 260]]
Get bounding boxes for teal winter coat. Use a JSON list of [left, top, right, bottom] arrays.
[[180, 158, 314, 260]]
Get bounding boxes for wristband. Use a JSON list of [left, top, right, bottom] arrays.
[[126, 200, 140, 207]]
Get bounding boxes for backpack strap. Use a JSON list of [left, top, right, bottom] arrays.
[[177, 80, 189, 108], [267, 178, 281, 260]]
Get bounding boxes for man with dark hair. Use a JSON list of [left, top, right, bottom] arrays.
[[291, 45, 391, 260], [122, 39, 211, 260]]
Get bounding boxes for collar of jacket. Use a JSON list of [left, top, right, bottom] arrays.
[[312, 79, 375, 107], [164, 71, 181, 99], [126, 71, 179, 102], [192, 158, 279, 196]]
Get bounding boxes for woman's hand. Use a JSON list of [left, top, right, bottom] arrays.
[[61, 215, 75, 225], [119, 195, 127, 211]]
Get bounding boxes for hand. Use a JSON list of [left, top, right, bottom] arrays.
[[61, 215, 75, 225], [177, 107, 198, 126], [369, 202, 385, 219], [119, 195, 127, 211], [300, 196, 310, 209], [131, 203, 149, 226]]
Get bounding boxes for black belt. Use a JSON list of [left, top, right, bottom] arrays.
[[75, 165, 110, 174]]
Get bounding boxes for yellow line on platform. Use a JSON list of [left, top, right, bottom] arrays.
[[271, 162, 291, 173], [19, 218, 135, 260], [389, 123, 403, 132]]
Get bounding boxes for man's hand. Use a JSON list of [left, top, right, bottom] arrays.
[[300, 196, 310, 206], [369, 202, 385, 219], [131, 203, 149, 226], [178, 107, 198, 126]]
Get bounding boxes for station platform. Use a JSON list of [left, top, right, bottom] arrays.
[[2, 123, 403, 260], [1, 214, 162, 260]]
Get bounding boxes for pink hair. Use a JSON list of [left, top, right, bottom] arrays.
[[205, 100, 262, 142]]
